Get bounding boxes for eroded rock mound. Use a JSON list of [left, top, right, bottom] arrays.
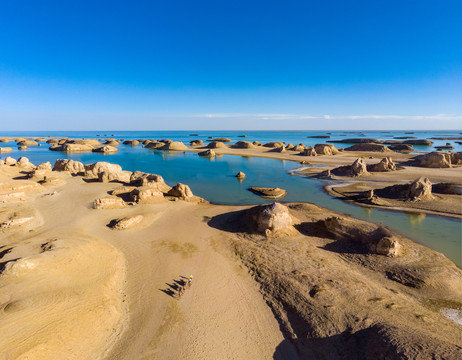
[[263, 142, 285, 148], [198, 149, 216, 158], [93, 196, 127, 209], [92, 145, 118, 153], [0, 147, 13, 153], [411, 151, 453, 168], [145, 142, 165, 149], [123, 140, 140, 146], [375, 177, 434, 201], [129, 171, 171, 192], [158, 141, 188, 151], [84, 162, 131, 183], [130, 187, 165, 203], [235, 171, 246, 179], [206, 141, 227, 149], [249, 187, 287, 199], [52, 159, 85, 175], [190, 139, 204, 146], [167, 183, 194, 199], [367, 157, 397, 172], [345, 143, 392, 152], [323, 216, 402, 257], [232, 141, 255, 149], [314, 143, 339, 155], [109, 215, 144, 230], [247, 203, 295, 235], [4, 157, 17, 166], [388, 144, 414, 152], [17, 140, 38, 146], [301, 147, 317, 156], [331, 158, 368, 177]]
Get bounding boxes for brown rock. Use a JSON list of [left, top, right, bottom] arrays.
[[409, 177, 434, 201], [93, 196, 127, 209], [17, 140, 38, 146], [130, 187, 165, 203], [92, 145, 119, 153], [52, 159, 85, 175], [367, 157, 397, 172], [249, 187, 287, 199], [345, 143, 392, 152], [190, 139, 204, 146], [232, 141, 255, 149], [301, 147, 317, 156], [158, 141, 189, 151], [198, 149, 216, 158], [249, 203, 294, 235], [4, 157, 17, 166], [84, 162, 131, 183], [129, 171, 171, 192], [235, 171, 246, 179], [206, 141, 227, 149], [412, 152, 452, 168], [167, 183, 194, 199], [123, 140, 140, 146], [109, 215, 144, 230], [0, 147, 13, 153], [350, 158, 369, 176], [263, 142, 285, 148], [314, 143, 339, 155]]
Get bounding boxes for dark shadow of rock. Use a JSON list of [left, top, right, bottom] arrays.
[[207, 209, 254, 234]]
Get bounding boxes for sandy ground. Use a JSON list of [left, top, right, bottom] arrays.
[[0, 166, 297, 360]]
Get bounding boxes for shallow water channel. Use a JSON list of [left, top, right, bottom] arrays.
[[4, 145, 462, 267]]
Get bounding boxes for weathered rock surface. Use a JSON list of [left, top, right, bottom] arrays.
[[198, 149, 216, 158], [232, 141, 255, 149], [206, 141, 227, 149], [84, 162, 131, 183], [16, 157, 35, 169], [130, 187, 165, 203], [314, 143, 339, 155], [158, 141, 188, 151], [235, 171, 246, 179], [4, 157, 17, 166], [145, 142, 165, 149], [92, 145, 119, 153], [190, 139, 204, 146], [345, 143, 392, 152], [0, 147, 13, 153], [411, 151, 453, 168], [367, 157, 397, 172], [123, 140, 140, 146], [52, 159, 85, 175], [301, 147, 317, 156], [129, 171, 171, 192], [50, 143, 94, 153], [252, 141, 262, 146], [388, 144, 414, 152], [263, 142, 285, 148], [331, 158, 368, 177], [93, 196, 126, 209], [109, 215, 144, 230], [208, 138, 232, 143], [247, 203, 294, 235], [167, 183, 194, 199], [375, 177, 434, 201], [249, 187, 287, 198], [17, 140, 38, 146]]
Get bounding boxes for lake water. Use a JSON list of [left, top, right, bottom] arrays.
[[0, 130, 461, 267]]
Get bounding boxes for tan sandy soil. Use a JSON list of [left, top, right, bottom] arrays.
[[0, 166, 296, 360]]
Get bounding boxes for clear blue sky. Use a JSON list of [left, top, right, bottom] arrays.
[[0, 0, 461, 130]]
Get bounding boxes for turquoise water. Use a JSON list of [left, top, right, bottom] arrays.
[[0, 131, 461, 267]]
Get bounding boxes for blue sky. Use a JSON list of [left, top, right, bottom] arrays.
[[0, 0, 461, 130]]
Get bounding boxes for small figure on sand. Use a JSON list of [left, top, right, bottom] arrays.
[[178, 286, 183, 298], [272, 201, 277, 210], [188, 274, 193, 287]]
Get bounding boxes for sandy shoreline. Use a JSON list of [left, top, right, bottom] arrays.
[[1, 157, 461, 359]]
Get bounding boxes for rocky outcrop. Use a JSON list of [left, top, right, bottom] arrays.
[[314, 143, 339, 155], [270, 146, 286, 153], [411, 151, 452, 168], [375, 177, 434, 201], [323, 217, 402, 257], [130, 187, 165, 203], [232, 141, 255, 149], [301, 147, 317, 156], [0, 147, 13, 153], [206, 141, 227, 149], [367, 157, 396, 172], [158, 141, 189, 151], [190, 140, 204, 146], [235, 171, 246, 179], [18, 146, 27, 151], [328, 138, 383, 144], [129, 171, 171, 192], [408, 177, 434, 201], [145, 142, 165, 149], [4, 157, 17, 166], [0, 138, 11, 143], [16, 157, 35, 169], [345, 143, 392, 152], [109, 215, 144, 230], [92, 145, 119, 153], [290, 144, 306, 152], [50, 143, 94, 153], [104, 140, 120, 146], [208, 138, 232, 143], [28, 162, 52, 181], [331, 158, 368, 177], [263, 142, 285, 148], [93, 196, 127, 209], [46, 139, 59, 144], [247, 203, 295, 235], [52, 159, 85, 175], [252, 141, 262, 146], [167, 183, 194, 200], [17, 140, 38, 146], [248, 187, 287, 199], [198, 149, 216, 158], [84, 162, 132, 183], [449, 152, 462, 165], [388, 144, 414, 152], [123, 140, 140, 146], [403, 139, 433, 146]]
